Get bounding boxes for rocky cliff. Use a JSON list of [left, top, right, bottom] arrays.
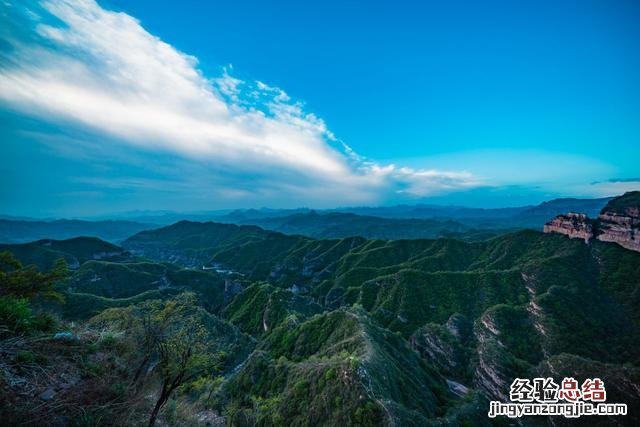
[[542, 212, 594, 242], [544, 191, 640, 252]]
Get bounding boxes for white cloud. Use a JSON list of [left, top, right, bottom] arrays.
[[0, 0, 480, 206], [585, 181, 640, 197]]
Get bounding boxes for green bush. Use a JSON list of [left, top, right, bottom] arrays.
[[14, 350, 36, 365], [0, 296, 33, 336], [31, 311, 58, 333], [0, 296, 60, 336], [351, 401, 380, 426], [99, 331, 118, 349], [109, 382, 128, 401]]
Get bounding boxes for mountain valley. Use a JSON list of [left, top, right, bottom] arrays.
[[1, 193, 638, 425]]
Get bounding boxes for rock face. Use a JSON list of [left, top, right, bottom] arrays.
[[597, 209, 640, 252], [542, 212, 593, 243], [543, 191, 640, 252], [409, 314, 471, 378]]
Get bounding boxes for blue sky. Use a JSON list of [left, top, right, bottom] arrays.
[[1, 0, 639, 216]]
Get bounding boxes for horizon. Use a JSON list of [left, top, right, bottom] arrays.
[[2, 0, 639, 216], [0, 192, 621, 223]]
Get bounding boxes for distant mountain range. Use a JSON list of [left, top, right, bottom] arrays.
[[0, 196, 613, 244], [0, 219, 153, 244], [217, 212, 504, 241], [108, 196, 612, 226], [330, 196, 612, 228]]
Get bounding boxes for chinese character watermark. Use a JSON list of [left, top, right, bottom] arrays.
[[488, 377, 626, 419]]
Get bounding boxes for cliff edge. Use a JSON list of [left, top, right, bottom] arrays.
[[543, 191, 640, 252]]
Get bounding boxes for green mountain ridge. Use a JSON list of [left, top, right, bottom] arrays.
[[2, 192, 639, 425], [218, 308, 488, 426], [121, 218, 640, 423], [0, 237, 130, 270]]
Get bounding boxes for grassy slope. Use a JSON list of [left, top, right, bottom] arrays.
[[1, 237, 127, 270], [222, 282, 323, 336], [1, 293, 256, 425], [219, 309, 486, 426], [238, 212, 471, 240], [124, 223, 640, 364], [63, 259, 242, 314], [123, 223, 640, 417], [6, 220, 638, 424]]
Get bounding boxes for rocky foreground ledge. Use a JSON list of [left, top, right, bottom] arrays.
[[544, 191, 640, 252]]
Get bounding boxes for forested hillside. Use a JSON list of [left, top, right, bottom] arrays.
[[2, 199, 639, 425]]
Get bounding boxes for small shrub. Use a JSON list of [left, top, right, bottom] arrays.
[[351, 401, 379, 426], [76, 412, 100, 427], [83, 361, 102, 377], [109, 382, 128, 400], [324, 368, 336, 381], [0, 296, 33, 335], [32, 311, 58, 333], [348, 356, 360, 369], [293, 379, 309, 398], [99, 331, 118, 349], [14, 350, 36, 365], [333, 396, 342, 407]]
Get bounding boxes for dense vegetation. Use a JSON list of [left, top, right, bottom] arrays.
[[0, 237, 129, 270], [600, 190, 640, 215], [223, 211, 493, 241], [1, 192, 639, 425]]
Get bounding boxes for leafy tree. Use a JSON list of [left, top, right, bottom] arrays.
[[130, 293, 225, 427], [0, 251, 68, 302], [148, 322, 222, 426], [131, 312, 164, 387], [0, 251, 68, 336]]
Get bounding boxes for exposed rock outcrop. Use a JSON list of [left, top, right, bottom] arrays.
[[409, 314, 471, 379], [543, 191, 640, 252], [542, 212, 593, 243], [597, 209, 640, 252]]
